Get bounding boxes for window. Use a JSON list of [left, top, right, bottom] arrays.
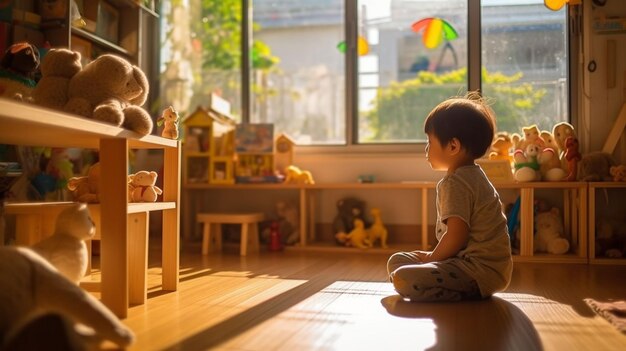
[[160, 0, 569, 146]]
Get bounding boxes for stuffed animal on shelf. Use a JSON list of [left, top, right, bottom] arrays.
[[538, 130, 566, 181], [367, 207, 388, 248], [595, 217, 626, 258], [511, 124, 545, 151], [346, 219, 370, 249], [67, 162, 100, 203], [158, 106, 180, 140], [333, 197, 370, 246], [0, 42, 40, 101], [609, 165, 626, 182], [534, 207, 569, 255], [564, 136, 581, 181], [33, 51, 153, 136], [577, 152, 615, 181], [31, 203, 95, 284], [488, 132, 513, 164], [284, 165, 315, 184], [128, 170, 163, 202], [552, 122, 577, 157], [32, 48, 82, 110], [0, 246, 134, 349], [513, 144, 541, 182]]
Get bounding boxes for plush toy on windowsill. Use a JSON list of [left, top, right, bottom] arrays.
[[128, 170, 163, 202], [0, 42, 40, 101], [32, 49, 153, 136]]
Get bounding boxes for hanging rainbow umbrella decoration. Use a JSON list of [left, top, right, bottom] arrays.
[[411, 18, 458, 49], [337, 35, 370, 56]]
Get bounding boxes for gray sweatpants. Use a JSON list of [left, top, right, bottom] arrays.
[[387, 251, 481, 302]]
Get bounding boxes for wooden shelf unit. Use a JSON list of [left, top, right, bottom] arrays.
[[184, 181, 590, 262], [588, 182, 626, 265], [0, 98, 181, 318]]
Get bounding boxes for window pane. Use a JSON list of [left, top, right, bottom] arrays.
[[482, 1, 568, 135], [160, 1, 242, 121], [358, 0, 468, 144], [252, 0, 346, 145]]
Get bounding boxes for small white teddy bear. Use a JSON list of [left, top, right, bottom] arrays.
[[128, 170, 163, 202]]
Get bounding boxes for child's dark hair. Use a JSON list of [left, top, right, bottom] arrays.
[[424, 93, 495, 159]]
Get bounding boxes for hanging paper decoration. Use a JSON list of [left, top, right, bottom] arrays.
[[544, 0, 568, 11], [411, 18, 458, 49], [337, 35, 370, 56]]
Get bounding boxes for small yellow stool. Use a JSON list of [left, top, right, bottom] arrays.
[[197, 212, 265, 256]]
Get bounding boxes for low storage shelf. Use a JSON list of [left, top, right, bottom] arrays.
[[0, 98, 181, 318], [588, 182, 626, 265]]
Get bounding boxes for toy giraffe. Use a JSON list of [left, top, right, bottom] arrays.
[[367, 208, 388, 248]]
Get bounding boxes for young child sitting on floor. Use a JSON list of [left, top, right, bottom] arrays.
[[387, 93, 513, 302]]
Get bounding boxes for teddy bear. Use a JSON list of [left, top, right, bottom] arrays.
[[534, 207, 569, 255], [577, 152, 615, 181], [67, 162, 100, 203], [158, 106, 180, 139], [0, 42, 40, 101], [32, 203, 95, 284], [513, 144, 541, 182], [31, 48, 82, 110], [488, 132, 513, 164], [333, 197, 371, 246], [511, 125, 545, 151], [33, 51, 153, 136], [128, 170, 163, 202], [609, 165, 626, 182]]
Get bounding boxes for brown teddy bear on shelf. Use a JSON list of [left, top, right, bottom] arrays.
[[66, 162, 100, 203], [610, 165, 626, 182], [32, 48, 82, 110], [128, 170, 162, 202], [32, 50, 153, 136]]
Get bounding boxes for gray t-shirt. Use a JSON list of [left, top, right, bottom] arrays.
[[435, 165, 513, 297]]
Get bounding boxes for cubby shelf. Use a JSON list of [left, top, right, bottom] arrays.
[[588, 182, 626, 265]]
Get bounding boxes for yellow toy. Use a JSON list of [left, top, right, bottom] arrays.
[[128, 170, 162, 202], [346, 218, 370, 249], [284, 165, 315, 184], [488, 132, 513, 163], [367, 208, 388, 248], [158, 106, 180, 140]]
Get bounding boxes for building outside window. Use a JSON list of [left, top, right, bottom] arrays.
[[160, 0, 569, 146]]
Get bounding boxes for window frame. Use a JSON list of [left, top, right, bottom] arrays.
[[239, 0, 574, 154]]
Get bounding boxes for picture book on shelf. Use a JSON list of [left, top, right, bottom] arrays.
[[235, 124, 274, 153]]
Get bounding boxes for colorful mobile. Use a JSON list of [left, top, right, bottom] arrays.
[[411, 18, 458, 49], [337, 35, 370, 56]]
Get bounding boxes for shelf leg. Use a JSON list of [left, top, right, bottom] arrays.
[[520, 188, 534, 257], [162, 145, 180, 291], [129, 211, 148, 305]]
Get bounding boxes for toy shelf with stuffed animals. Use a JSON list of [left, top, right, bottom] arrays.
[[0, 98, 181, 318], [588, 182, 626, 265]]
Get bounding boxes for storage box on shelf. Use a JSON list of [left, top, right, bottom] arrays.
[[494, 181, 588, 263], [0, 98, 180, 318], [588, 182, 626, 265]]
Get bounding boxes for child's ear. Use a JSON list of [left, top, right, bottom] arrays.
[[449, 138, 462, 155]]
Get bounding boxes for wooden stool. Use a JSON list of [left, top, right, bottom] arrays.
[[197, 212, 265, 256]]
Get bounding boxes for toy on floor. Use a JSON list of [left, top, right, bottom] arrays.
[[513, 144, 541, 182], [367, 207, 388, 248], [0, 42, 40, 101], [564, 136, 581, 181], [67, 162, 100, 203], [158, 106, 180, 140], [284, 165, 315, 184], [333, 197, 371, 246], [128, 170, 163, 202], [0, 246, 134, 349], [534, 207, 569, 255], [346, 219, 370, 249], [610, 165, 626, 182], [32, 203, 95, 284]]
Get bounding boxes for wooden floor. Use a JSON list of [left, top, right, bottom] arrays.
[[93, 243, 626, 351]]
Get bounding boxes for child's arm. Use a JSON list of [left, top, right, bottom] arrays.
[[418, 216, 469, 263]]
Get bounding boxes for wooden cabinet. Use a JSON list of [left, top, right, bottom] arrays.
[[588, 182, 626, 265], [0, 98, 181, 318]]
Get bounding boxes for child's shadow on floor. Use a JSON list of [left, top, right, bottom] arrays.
[[381, 295, 542, 351]]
